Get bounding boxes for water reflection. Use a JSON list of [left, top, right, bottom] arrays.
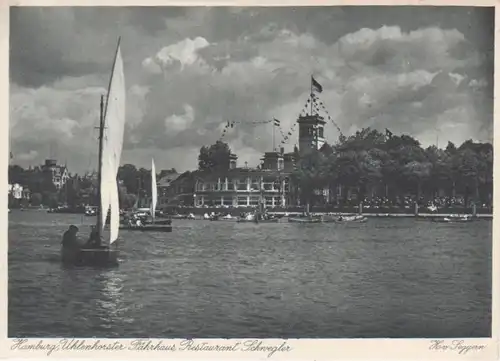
[[9, 211, 492, 338]]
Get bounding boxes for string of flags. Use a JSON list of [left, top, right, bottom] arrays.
[[219, 119, 274, 141], [278, 99, 311, 146], [311, 92, 343, 135], [218, 76, 343, 146]]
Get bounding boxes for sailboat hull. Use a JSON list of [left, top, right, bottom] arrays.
[[431, 217, 475, 223], [237, 218, 280, 223], [144, 219, 171, 226], [61, 247, 119, 267], [288, 217, 323, 223]]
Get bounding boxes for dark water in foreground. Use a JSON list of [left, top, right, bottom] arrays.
[[8, 210, 491, 338]]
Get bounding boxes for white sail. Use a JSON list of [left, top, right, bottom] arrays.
[[150, 159, 157, 222], [100, 42, 126, 244]]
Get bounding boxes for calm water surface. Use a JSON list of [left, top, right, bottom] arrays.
[[8, 210, 491, 338]]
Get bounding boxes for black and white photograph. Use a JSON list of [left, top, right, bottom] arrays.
[[8, 5, 493, 340]]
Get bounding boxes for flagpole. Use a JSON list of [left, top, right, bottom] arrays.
[[310, 75, 313, 116], [272, 121, 275, 152]]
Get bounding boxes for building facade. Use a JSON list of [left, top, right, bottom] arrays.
[[157, 172, 182, 207], [297, 114, 326, 153], [41, 159, 69, 190], [194, 168, 291, 208], [193, 151, 295, 208]]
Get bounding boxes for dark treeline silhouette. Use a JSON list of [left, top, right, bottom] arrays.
[[292, 128, 493, 211]]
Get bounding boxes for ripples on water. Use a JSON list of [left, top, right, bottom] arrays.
[[8, 211, 491, 338]]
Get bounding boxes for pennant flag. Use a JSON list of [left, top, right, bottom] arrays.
[[273, 118, 281, 126], [385, 128, 393, 138], [312, 76, 323, 93]]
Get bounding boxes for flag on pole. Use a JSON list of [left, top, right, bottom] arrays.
[[312, 76, 323, 93], [273, 118, 281, 126], [385, 129, 393, 138]]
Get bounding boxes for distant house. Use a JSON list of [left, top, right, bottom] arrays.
[[157, 171, 198, 208], [8, 183, 30, 207], [41, 159, 69, 190], [157, 172, 182, 207]]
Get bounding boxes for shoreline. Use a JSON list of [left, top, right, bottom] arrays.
[[266, 212, 493, 219], [11, 207, 493, 219]]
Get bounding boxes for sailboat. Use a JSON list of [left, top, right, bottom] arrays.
[[61, 38, 126, 267], [288, 202, 323, 223], [130, 178, 149, 215], [120, 159, 172, 232]]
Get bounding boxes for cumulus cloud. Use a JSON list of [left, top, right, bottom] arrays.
[[9, 7, 493, 174], [165, 104, 195, 132]]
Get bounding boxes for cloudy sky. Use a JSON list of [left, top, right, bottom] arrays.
[[9, 6, 494, 174]]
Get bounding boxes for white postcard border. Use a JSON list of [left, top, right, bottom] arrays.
[[0, 1, 497, 360]]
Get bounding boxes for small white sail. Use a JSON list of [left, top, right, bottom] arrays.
[[100, 42, 126, 245], [150, 159, 157, 222]]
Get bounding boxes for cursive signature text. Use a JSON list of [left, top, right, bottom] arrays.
[[429, 340, 487, 355]]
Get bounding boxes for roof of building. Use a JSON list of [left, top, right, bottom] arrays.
[[157, 172, 182, 187]]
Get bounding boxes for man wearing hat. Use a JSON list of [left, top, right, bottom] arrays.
[[61, 225, 81, 250]]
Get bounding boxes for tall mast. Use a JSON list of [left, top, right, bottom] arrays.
[[138, 177, 142, 207], [96, 95, 105, 237], [272, 122, 275, 152]]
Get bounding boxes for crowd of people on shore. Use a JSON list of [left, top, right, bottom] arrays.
[[352, 196, 491, 211], [170, 195, 492, 213]]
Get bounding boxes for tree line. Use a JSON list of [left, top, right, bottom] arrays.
[[292, 128, 493, 209], [8, 163, 177, 209]]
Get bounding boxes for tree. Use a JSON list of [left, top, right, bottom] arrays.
[[319, 142, 334, 156], [333, 128, 385, 202], [8, 165, 24, 184], [118, 164, 139, 195], [137, 168, 152, 199], [30, 192, 42, 207], [42, 192, 58, 208], [402, 160, 431, 200], [425, 146, 451, 199], [198, 141, 232, 172], [292, 149, 330, 206], [64, 176, 83, 207]]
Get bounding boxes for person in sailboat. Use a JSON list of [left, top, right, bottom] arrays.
[[83, 225, 104, 249], [61, 225, 81, 250], [132, 213, 144, 227]]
